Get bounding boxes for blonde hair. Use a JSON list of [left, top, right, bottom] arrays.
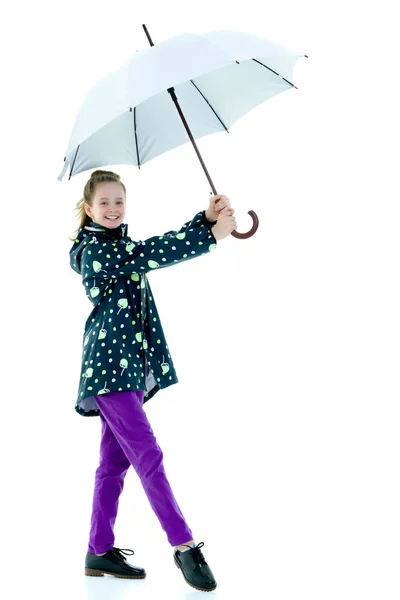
[[68, 169, 127, 242]]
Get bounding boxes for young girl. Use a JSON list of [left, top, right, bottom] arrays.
[[69, 169, 237, 592]]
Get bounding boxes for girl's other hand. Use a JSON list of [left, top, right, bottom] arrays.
[[211, 207, 237, 241], [206, 194, 231, 222]]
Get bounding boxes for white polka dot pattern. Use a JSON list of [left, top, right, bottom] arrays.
[[69, 210, 218, 417]]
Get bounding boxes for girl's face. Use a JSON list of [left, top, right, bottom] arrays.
[[85, 182, 126, 228]]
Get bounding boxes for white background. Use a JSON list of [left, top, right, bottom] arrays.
[[1, 1, 399, 599]]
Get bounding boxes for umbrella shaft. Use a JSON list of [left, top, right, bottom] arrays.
[[142, 24, 217, 195], [142, 24, 154, 46], [167, 86, 217, 196]]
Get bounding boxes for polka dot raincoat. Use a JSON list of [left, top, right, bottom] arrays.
[[69, 209, 218, 416]]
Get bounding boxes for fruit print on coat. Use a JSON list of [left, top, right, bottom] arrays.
[[69, 209, 218, 417]]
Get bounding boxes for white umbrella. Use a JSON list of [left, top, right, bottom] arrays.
[[57, 26, 307, 239]]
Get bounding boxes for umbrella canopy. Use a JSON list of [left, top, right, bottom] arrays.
[[57, 29, 306, 182]]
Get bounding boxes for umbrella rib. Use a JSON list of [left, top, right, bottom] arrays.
[[69, 145, 80, 179], [189, 80, 229, 133], [251, 58, 298, 89], [131, 106, 141, 169]]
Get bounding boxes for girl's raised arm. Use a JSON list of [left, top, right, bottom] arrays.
[[79, 210, 218, 284]]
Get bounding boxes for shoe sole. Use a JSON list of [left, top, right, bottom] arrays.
[[85, 567, 146, 578], [174, 558, 217, 592]]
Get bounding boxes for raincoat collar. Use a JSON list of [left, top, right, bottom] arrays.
[[84, 220, 128, 239]]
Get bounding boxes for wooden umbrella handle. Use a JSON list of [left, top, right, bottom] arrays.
[[230, 210, 259, 239]]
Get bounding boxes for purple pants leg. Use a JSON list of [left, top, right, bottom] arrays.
[[87, 389, 193, 554]]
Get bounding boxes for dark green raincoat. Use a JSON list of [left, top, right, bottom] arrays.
[[69, 209, 218, 416]]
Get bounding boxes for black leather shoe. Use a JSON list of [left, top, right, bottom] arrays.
[[85, 547, 146, 579], [174, 542, 217, 592]]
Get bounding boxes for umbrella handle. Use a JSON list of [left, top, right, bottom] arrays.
[[230, 210, 259, 239]]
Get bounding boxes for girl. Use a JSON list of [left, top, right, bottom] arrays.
[[69, 169, 237, 592]]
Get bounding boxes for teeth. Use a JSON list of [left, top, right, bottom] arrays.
[[106, 216, 118, 219]]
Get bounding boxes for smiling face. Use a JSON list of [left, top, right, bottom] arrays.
[[85, 181, 126, 228]]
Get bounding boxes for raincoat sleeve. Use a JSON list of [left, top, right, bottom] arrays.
[[81, 210, 218, 281]]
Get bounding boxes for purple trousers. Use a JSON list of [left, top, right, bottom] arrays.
[[87, 389, 193, 554]]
